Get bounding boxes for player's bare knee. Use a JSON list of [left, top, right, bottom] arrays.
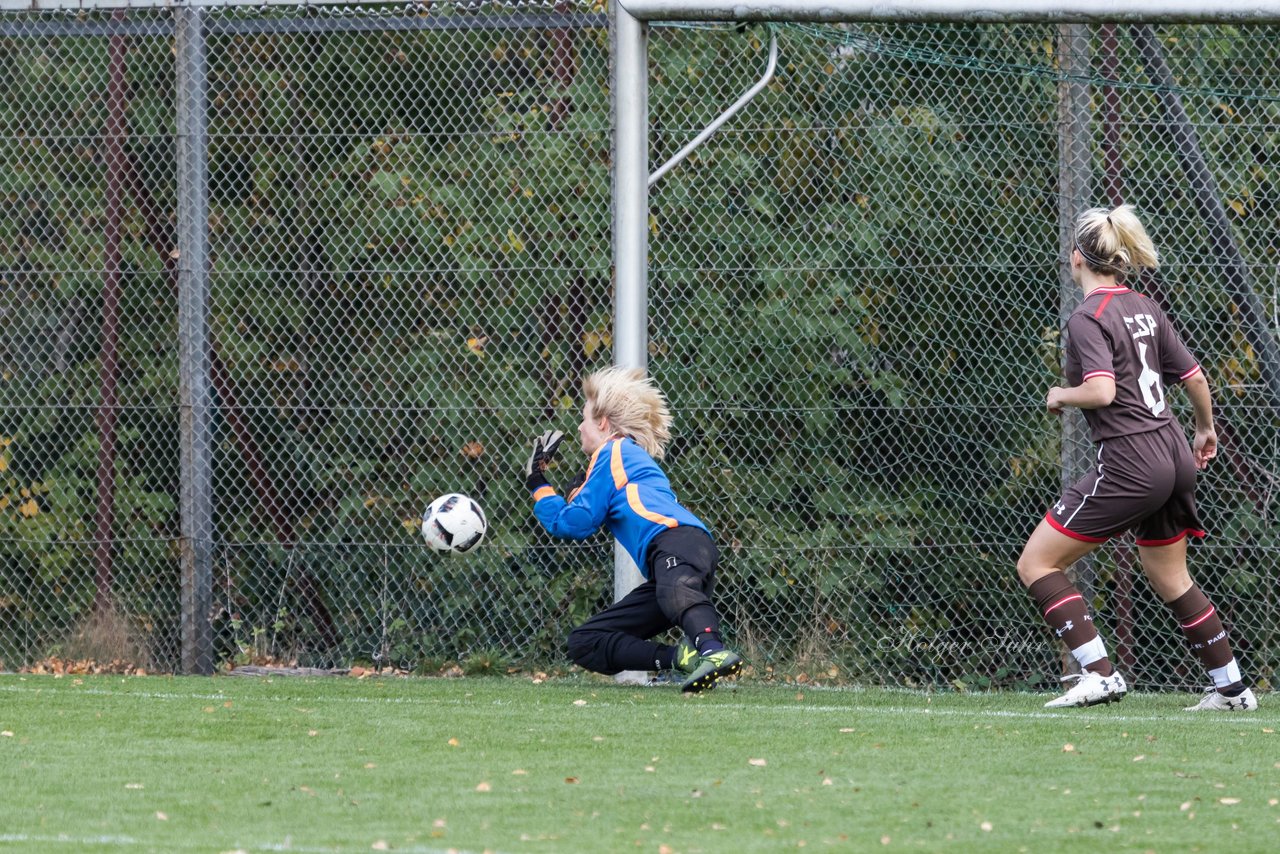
[[1015, 554, 1051, 587]]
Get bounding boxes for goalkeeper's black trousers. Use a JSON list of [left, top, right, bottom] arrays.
[[566, 526, 722, 675]]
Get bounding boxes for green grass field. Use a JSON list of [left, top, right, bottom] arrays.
[[0, 674, 1276, 852]]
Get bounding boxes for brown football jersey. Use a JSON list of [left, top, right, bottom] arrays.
[[1064, 286, 1201, 442]]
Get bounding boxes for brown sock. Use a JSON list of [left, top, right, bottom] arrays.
[[1028, 571, 1113, 676], [1167, 585, 1243, 693]]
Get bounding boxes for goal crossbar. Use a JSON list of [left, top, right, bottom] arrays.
[[619, 0, 1280, 24]]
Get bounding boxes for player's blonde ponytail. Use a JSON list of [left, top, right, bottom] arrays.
[[583, 366, 673, 459], [1074, 204, 1159, 277]]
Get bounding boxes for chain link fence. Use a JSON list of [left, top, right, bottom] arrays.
[[1, 1, 1276, 692]]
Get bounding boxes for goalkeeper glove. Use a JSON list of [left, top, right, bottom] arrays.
[[524, 429, 565, 491]]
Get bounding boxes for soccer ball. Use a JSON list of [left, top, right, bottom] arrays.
[[420, 493, 487, 555]]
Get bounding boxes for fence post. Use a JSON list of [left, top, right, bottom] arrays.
[[93, 8, 127, 617], [1056, 22, 1095, 673], [176, 6, 214, 675], [609, 0, 650, 682]]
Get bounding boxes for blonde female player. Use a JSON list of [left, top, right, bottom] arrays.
[[1017, 204, 1255, 711], [523, 366, 743, 693]]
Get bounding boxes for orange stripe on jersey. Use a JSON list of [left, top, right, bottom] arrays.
[[1093, 293, 1114, 318], [533, 485, 556, 502], [610, 440, 628, 489], [626, 483, 678, 528]]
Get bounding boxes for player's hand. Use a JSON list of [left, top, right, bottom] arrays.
[[1046, 386, 1067, 415], [1193, 428, 1217, 470], [524, 429, 565, 486]]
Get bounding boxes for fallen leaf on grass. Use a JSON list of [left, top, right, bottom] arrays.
[[447, 738, 459, 747], [512, 769, 527, 776], [475, 781, 491, 792], [1, 731, 12, 738], [1133, 755, 1145, 762], [155, 812, 168, 821], [1062, 744, 1076, 753], [565, 777, 579, 784], [748, 758, 767, 767], [980, 821, 993, 832], [372, 842, 389, 851], [1219, 798, 1241, 805], [125, 783, 143, 790], [573, 699, 587, 706]]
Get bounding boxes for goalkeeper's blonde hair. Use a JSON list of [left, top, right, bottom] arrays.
[[583, 366, 672, 459]]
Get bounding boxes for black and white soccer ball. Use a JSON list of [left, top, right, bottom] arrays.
[[420, 493, 487, 555]]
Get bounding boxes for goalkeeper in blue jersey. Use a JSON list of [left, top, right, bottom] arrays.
[[524, 366, 743, 693]]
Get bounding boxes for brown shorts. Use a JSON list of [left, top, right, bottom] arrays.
[[1044, 420, 1205, 546]]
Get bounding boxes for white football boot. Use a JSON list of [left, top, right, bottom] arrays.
[[1184, 687, 1258, 712], [1044, 670, 1128, 708]]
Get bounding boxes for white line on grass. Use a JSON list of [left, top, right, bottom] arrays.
[[0, 681, 1270, 725], [710, 701, 1276, 724], [0, 833, 502, 854]]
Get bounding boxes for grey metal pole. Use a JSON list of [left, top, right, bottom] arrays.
[[648, 30, 778, 188], [1057, 23, 1093, 498], [176, 6, 215, 675], [612, 5, 650, 375], [92, 8, 127, 616], [610, 0, 650, 682], [1057, 23, 1094, 674]]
